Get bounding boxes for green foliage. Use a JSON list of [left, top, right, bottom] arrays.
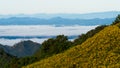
[[112, 14, 120, 25], [9, 56, 39, 68], [74, 25, 107, 45], [0, 48, 16, 68], [35, 35, 73, 59], [23, 24, 120, 68]]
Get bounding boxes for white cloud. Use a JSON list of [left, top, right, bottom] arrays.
[[0, 25, 97, 36], [0, 25, 97, 46]]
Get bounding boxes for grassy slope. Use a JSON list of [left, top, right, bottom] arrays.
[[23, 24, 120, 68]]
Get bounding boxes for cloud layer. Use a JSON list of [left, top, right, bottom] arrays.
[[0, 25, 97, 46]]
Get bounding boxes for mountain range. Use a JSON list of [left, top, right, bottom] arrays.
[[0, 11, 119, 26], [0, 17, 115, 26], [0, 11, 119, 19]]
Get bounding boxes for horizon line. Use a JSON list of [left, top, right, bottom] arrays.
[[0, 10, 119, 15]]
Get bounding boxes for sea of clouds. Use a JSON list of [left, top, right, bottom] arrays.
[[0, 25, 98, 46]]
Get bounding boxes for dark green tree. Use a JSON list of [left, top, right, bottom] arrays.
[[35, 35, 73, 59], [112, 14, 120, 25], [74, 25, 107, 45]]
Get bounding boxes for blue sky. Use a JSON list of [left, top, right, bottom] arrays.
[[0, 0, 120, 14]]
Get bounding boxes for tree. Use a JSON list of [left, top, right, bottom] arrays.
[[35, 35, 73, 59], [74, 25, 107, 45], [112, 14, 120, 25]]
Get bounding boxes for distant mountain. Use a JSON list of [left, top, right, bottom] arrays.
[[0, 11, 119, 25], [31, 11, 120, 19], [0, 17, 115, 25], [0, 40, 41, 57], [0, 11, 119, 19]]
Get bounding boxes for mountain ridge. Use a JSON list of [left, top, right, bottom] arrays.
[[0, 40, 41, 57], [0, 11, 119, 19], [0, 17, 114, 25]]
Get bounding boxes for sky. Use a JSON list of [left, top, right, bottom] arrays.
[[0, 0, 120, 14]]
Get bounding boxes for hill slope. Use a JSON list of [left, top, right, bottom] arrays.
[[0, 40, 41, 57], [23, 24, 120, 68], [0, 48, 16, 68]]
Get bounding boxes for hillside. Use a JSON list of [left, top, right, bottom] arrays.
[[23, 24, 120, 68], [0, 40, 41, 57], [0, 48, 16, 68]]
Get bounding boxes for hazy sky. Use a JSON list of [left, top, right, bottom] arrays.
[[0, 0, 120, 14]]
